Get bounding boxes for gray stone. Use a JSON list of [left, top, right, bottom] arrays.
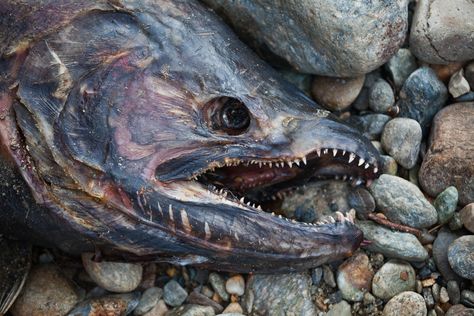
[[431, 283, 440, 303], [67, 292, 140, 316], [439, 286, 450, 304], [134, 287, 163, 315], [225, 275, 245, 297], [311, 75, 365, 111], [419, 103, 474, 206], [311, 267, 323, 286], [385, 48, 418, 90], [410, 0, 474, 64], [326, 300, 351, 316], [449, 69, 471, 98], [348, 114, 391, 141], [423, 287, 435, 309], [347, 187, 376, 219], [243, 273, 316, 316], [448, 236, 474, 280], [81, 253, 143, 293], [166, 304, 215, 316], [446, 304, 474, 316], [369, 79, 395, 113], [372, 260, 416, 300], [433, 228, 463, 282], [208, 273, 229, 301], [434, 186, 458, 224], [447, 280, 460, 304], [144, 299, 168, 316], [449, 213, 464, 231], [460, 203, 474, 233], [465, 62, 474, 89], [353, 71, 383, 111], [380, 155, 398, 176], [462, 290, 474, 308], [397, 67, 448, 135], [278, 69, 312, 96], [203, 0, 409, 77], [383, 291, 427, 316], [381, 118, 422, 169], [369, 175, 438, 228], [323, 265, 337, 288], [356, 221, 429, 261], [337, 253, 374, 302], [163, 280, 188, 307], [186, 291, 223, 314]]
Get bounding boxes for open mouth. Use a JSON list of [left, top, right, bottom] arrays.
[[190, 146, 379, 223]]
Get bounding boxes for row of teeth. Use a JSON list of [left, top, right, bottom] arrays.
[[190, 147, 378, 180]]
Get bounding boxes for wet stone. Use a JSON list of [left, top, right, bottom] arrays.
[[449, 69, 471, 98], [369, 175, 438, 228], [383, 291, 427, 316], [381, 118, 422, 169], [348, 114, 391, 141], [385, 48, 418, 90], [208, 273, 229, 301], [225, 275, 245, 297], [433, 227, 463, 282], [166, 304, 215, 316], [369, 79, 395, 113], [448, 236, 474, 280], [81, 253, 143, 293], [434, 186, 458, 225], [337, 252, 374, 302], [326, 300, 351, 316], [357, 221, 429, 261], [397, 67, 448, 135], [67, 292, 140, 316], [163, 280, 188, 307], [134, 287, 163, 315], [311, 75, 365, 111], [372, 260, 416, 300], [460, 203, 474, 233]]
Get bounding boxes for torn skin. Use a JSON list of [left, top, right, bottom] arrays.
[[0, 0, 380, 272]]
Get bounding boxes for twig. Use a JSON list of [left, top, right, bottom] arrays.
[[367, 213, 422, 237]]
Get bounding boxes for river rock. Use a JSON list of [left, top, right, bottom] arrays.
[[446, 304, 474, 316], [208, 273, 229, 301], [448, 236, 474, 280], [202, 0, 408, 77], [81, 253, 142, 293], [385, 48, 418, 90], [410, 0, 474, 64], [369, 79, 395, 113], [311, 75, 364, 111], [144, 300, 168, 316], [68, 292, 140, 316], [434, 186, 458, 224], [134, 287, 163, 315], [326, 300, 351, 316], [349, 114, 391, 141], [460, 204, 474, 233], [356, 221, 429, 261], [381, 118, 422, 169], [369, 175, 437, 228], [396, 67, 448, 134], [166, 305, 215, 316], [449, 69, 471, 98], [419, 103, 474, 205], [225, 275, 245, 297], [242, 273, 315, 316], [465, 62, 474, 88], [163, 280, 188, 307], [337, 252, 374, 302], [380, 155, 398, 176], [372, 260, 416, 300], [432, 227, 463, 282], [11, 264, 80, 316], [383, 291, 427, 316]]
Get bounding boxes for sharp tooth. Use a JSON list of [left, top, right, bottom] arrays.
[[332, 149, 338, 157], [257, 205, 262, 211], [223, 192, 228, 197], [259, 162, 262, 168], [246, 201, 251, 206], [278, 215, 282, 218], [287, 161, 293, 168], [240, 197, 245, 203], [349, 153, 355, 163], [342, 150, 346, 156], [364, 163, 370, 169], [342, 175, 347, 181], [316, 149, 321, 157], [269, 162, 272, 168], [323, 148, 328, 154], [271, 212, 275, 216], [358, 158, 365, 166], [335, 211, 345, 222], [355, 178, 363, 186], [302, 156, 307, 165], [373, 167, 378, 173], [328, 216, 335, 223], [294, 159, 300, 166]]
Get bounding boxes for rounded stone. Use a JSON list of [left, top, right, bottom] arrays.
[[383, 291, 427, 316], [225, 275, 245, 297], [369, 79, 395, 113], [134, 287, 163, 315], [311, 75, 365, 111], [209, 272, 229, 301], [465, 62, 474, 89], [143, 299, 168, 316], [336, 252, 374, 302], [82, 253, 143, 293], [434, 186, 458, 224], [380, 155, 398, 176], [348, 114, 391, 141], [372, 260, 416, 300], [385, 48, 418, 90], [460, 203, 474, 233], [11, 264, 80, 316], [68, 293, 140, 316], [433, 227, 463, 282], [166, 305, 215, 316], [222, 302, 243, 314], [163, 280, 188, 307], [449, 69, 471, 98], [381, 118, 422, 169], [448, 236, 474, 280], [326, 300, 351, 316], [446, 304, 474, 316]]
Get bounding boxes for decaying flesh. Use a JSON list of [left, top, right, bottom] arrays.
[[0, 0, 381, 272]]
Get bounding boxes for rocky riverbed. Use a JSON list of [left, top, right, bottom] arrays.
[[6, 0, 474, 315]]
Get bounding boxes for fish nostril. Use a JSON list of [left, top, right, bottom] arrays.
[[281, 117, 298, 131]]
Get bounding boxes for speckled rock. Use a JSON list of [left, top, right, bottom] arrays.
[[349, 114, 391, 141], [311, 75, 365, 111], [202, 0, 408, 77], [419, 103, 474, 206], [381, 118, 422, 169], [448, 236, 474, 280], [383, 291, 427, 316], [410, 0, 474, 64], [67, 292, 140, 316], [163, 280, 188, 307], [166, 304, 215, 316], [82, 253, 142, 293], [243, 273, 316, 316], [433, 227, 464, 282], [134, 287, 163, 315], [143, 300, 168, 316], [396, 67, 448, 134], [326, 300, 351, 316], [337, 252, 374, 302], [357, 221, 428, 261], [372, 260, 416, 300], [369, 175, 437, 228], [446, 304, 474, 316], [208, 273, 229, 301], [447, 281, 461, 305], [385, 48, 418, 90], [460, 204, 474, 233], [11, 264, 80, 316], [225, 275, 245, 297], [434, 186, 459, 225], [449, 69, 471, 98], [369, 79, 395, 113]]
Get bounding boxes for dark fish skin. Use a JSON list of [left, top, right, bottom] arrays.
[[0, 0, 380, 272]]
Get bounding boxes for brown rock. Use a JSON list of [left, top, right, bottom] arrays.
[[419, 103, 474, 205], [11, 264, 80, 316], [459, 203, 474, 233], [336, 252, 374, 302], [311, 75, 365, 111], [431, 63, 465, 83]]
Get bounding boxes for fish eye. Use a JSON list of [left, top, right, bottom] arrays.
[[208, 97, 251, 135]]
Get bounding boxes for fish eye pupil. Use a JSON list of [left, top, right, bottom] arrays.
[[221, 99, 250, 131]]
